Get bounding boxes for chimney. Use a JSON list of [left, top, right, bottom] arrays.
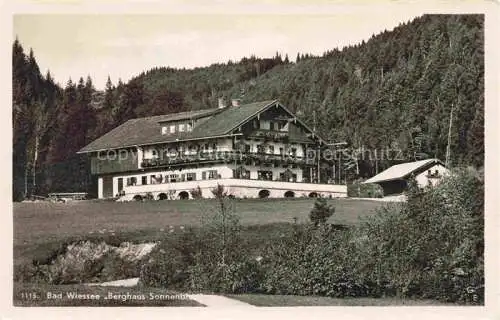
[[218, 97, 226, 109], [231, 98, 241, 107]]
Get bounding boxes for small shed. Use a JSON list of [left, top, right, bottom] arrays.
[[362, 159, 449, 196]]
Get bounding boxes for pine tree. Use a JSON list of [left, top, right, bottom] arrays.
[[309, 197, 335, 226], [284, 54, 289, 64], [104, 75, 114, 109]]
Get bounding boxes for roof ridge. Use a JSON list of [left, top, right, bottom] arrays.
[[129, 99, 278, 122]]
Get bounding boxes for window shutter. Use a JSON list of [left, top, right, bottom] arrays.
[[202, 171, 207, 180]]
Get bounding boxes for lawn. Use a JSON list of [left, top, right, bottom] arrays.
[[14, 198, 388, 246], [13, 197, 390, 277], [13, 283, 203, 307], [226, 294, 457, 306]]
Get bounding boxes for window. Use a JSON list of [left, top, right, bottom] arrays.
[[186, 123, 193, 132], [179, 124, 185, 132], [117, 178, 123, 193], [234, 168, 250, 179], [151, 174, 163, 184], [208, 170, 218, 179], [268, 145, 275, 154], [141, 176, 148, 185], [270, 122, 275, 131], [290, 148, 297, 157], [169, 125, 176, 134], [161, 126, 168, 135], [258, 170, 273, 181], [186, 172, 196, 181], [186, 145, 196, 155], [279, 147, 284, 155], [245, 144, 251, 153], [169, 174, 178, 183], [126, 177, 137, 186]]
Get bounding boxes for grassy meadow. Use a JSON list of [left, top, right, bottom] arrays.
[[12, 197, 393, 306], [14, 198, 386, 245]]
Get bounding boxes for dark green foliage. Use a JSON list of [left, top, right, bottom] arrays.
[[347, 181, 384, 198], [190, 186, 203, 199], [309, 197, 335, 225], [140, 199, 263, 293], [210, 183, 228, 198], [352, 168, 483, 303], [140, 241, 193, 290], [140, 169, 483, 304]]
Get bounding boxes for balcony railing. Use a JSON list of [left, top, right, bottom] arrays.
[[141, 151, 313, 168], [249, 129, 289, 141]]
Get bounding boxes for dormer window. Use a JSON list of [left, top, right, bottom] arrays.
[[179, 124, 185, 132], [169, 125, 176, 134], [186, 123, 193, 132], [161, 126, 168, 135]]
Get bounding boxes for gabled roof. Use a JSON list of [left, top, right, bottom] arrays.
[[363, 159, 445, 184], [155, 108, 221, 123], [192, 100, 277, 137], [79, 99, 305, 153]]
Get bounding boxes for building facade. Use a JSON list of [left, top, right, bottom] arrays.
[[363, 158, 449, 196], [79, 99, 347, 200]]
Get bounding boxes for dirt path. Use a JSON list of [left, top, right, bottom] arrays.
[[85, 277, 254, 307], [186, 294, 254, 307], [86, 277, 140, 287]]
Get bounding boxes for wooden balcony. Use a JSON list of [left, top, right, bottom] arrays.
[[141, 151, 314, 168], [248, 129, 289, 141]]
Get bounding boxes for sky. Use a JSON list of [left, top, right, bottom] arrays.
[[11, 5, 446, 90]]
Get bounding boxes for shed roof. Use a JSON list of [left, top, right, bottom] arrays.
[[78, 100, 282, 153], [363, 158, 445, 184]]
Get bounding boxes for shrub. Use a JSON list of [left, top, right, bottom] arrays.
[[188, 253, 264, 293], [16, 240, 146, 285], [140, 192, 248, 293], [347, 181, 384, 198], [138, 168, 483, 304], [140, 228, 200, 290], [211, 184, 228, 198], [309, 197, 335, 225], [260, 224, 366, 297], [350, 168, 484, 303], [190, 186, 203, 199], [140, 245, 191, 290]]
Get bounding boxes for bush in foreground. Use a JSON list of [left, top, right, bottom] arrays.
[[138, 169, 483, 304]]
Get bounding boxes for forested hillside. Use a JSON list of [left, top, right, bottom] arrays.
[[12, 14, 484, 200]]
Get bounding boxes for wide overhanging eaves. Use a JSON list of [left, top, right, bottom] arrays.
[[77, 133, 243, 154]]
